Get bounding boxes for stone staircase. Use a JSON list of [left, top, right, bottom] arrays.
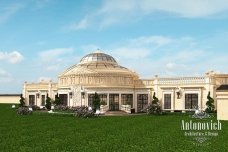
[[104, 110, 129, 116]]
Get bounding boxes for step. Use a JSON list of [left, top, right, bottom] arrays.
[[105, 110, 129, 116]]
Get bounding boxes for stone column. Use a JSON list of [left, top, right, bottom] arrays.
[[171, 89, 175, 112], [107, 93, 110, 110], [182, 89, 186, 113], [36, 92, 41, 106], [23, 82, 27, 105], [119, 93, 121, 110], [199, 88, 202, 110]]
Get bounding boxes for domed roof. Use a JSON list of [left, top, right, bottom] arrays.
[[80, 50, 117, 64], [59, 50, 138, 78]]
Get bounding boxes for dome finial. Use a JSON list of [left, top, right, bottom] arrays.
[[94, 49, 102, 53]]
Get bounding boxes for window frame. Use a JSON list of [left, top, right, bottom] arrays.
[[185, 93, 198, 109], [164, 93, 171, 109]]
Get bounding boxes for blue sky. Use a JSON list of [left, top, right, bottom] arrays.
[[1, 0, 228, 93]]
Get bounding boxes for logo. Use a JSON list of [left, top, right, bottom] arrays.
[[181, 106, 222, 146]]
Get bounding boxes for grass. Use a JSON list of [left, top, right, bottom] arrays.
[[0, 104, 228, 152]]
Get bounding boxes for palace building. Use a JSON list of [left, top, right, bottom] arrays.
[[22, 51, 228, 119]]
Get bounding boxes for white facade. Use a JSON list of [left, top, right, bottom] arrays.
[[22, 51, 228, 118]]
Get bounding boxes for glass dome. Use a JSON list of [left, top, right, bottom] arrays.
[[59, 50, 139, 79], [80, 51, 117, 64]]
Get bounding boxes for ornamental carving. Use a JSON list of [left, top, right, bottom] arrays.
[[58, 74, 138, 87]]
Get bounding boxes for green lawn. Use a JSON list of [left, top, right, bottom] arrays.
[[0, 104, 228, 152]]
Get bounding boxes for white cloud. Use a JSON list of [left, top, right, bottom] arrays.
[[139, 0, 228, 18], [0, 51, 24, 64], [129, 36, 173, 47], [37, 47, 78, 73], [109, 35, 174, 60], [0, 68, 10, 77], [100, 0, 228, 18], [161, 49, 206, 64], [68, 17, 89, 31], [166, 62, 176, 70], [46, 65, 60, 71], [0, 68, 13, 83], [112, 47, 151, 59], [81, 44, 100, 53], [101, 34, 223, 77], [0, 3, 24, 23], [69, 0, 228, 30], [39, 47, 74, 62], [35, 0, 52, 9]]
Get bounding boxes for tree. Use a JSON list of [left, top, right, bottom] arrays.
[[92, 92, 100, 111], [205, 91, 215, 113], [152, 92, 159, 104], [146, 92, 162, 115], [19, 94, 25, 107], [45, 93, 52, 110], [54, 93, 61, 105]]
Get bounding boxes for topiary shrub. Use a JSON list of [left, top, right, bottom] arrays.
[[74, 106, 95, 118], [205, 91, 215, 113], [145, 93, 163, 115], [54, 93, 61, 105], [17, 107, 32, 115], [19, 94, 25, 107], [92, 92, 100, 111], [146, 103, 162, 115], [152, 92, 159, 104], [45, 93, 52, 110]]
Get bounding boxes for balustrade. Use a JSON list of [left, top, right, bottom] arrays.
[[158, 77, 206, 85]]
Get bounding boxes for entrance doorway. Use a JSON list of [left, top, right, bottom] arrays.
[[59, 94, 68, 106], [29, 95, 35, 106], [109, 94, 119, 111], [137, 94, 148, 112]]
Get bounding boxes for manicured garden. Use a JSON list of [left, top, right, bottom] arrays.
[[0, 104, 228, 152]]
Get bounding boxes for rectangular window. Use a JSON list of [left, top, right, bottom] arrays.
[[109, 94, 119, 111], [29, 95, 35, 106], [88, 93, 107, 108], [59, 94, 68, 106], [121, 94, 133, 107], [99, 94, 107, 105], [88, 94, 94, 107], [137, 94, 148, 112], [185, 93, 198, 109], [41, 95, 45, 106], [164, 94, 171, 109]]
